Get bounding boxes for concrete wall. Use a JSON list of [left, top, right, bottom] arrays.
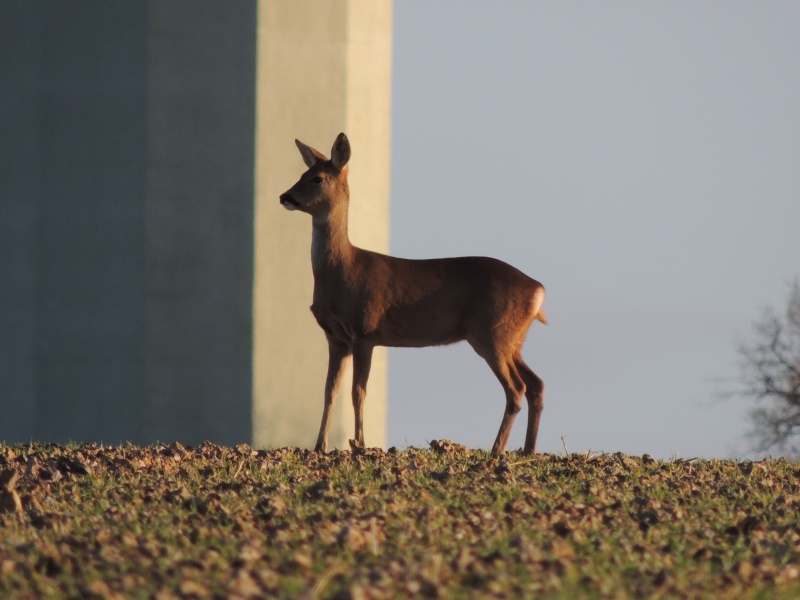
[[1, 4, 149, 443], [0, 1, 391, 450], [1, 3, 44, 440], [142, 3, 257, 445]]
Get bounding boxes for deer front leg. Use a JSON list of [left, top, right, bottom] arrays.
[[315, 340, 351, 452], [351, 343, 374, 449]]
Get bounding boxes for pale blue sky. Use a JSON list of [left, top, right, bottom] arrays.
[[386, 3, 800, 458]]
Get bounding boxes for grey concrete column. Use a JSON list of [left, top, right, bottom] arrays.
[[2, 4, 149, 444], [141, 2, 257, 445]]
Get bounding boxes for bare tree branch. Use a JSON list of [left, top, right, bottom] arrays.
[[727, 279, 800, 456]]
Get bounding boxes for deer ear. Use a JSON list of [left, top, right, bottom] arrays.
[[330, 133, 351, 170], [295, 139, 328, 168]]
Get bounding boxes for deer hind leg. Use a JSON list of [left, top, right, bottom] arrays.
[[315, 339, 351, 452], [351, 343, 374, 449], [514, 354, 544, 455], [471, 341, 527, 456]]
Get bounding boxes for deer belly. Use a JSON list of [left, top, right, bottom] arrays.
[[378, 309, 465, 348]]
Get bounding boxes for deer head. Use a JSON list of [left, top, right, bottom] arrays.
[[279, 133, 351, 218]]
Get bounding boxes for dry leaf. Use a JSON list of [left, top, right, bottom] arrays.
[[229, 568, 263, 598]]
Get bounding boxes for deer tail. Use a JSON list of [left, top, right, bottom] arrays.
[[531, 285, 548, 325]]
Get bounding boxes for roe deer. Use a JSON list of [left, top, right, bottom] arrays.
[[280, 133, 547, 455]]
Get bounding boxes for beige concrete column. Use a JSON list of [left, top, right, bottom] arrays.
[[253, 1, 392, 449]]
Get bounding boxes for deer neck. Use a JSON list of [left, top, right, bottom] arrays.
[[311, 200, 354, 274]]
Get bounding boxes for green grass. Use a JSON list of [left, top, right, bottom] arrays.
[[2, 441, 800, 598]]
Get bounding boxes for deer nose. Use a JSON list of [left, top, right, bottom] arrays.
[[280, 193, 299, 208]]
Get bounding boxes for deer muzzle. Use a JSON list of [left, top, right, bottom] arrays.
[[280, 193, 300, 210]]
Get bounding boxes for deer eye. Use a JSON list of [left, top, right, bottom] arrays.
[[311, 176, 323, 184]]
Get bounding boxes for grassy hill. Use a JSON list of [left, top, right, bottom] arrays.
[[2, 441, 800, 598]]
